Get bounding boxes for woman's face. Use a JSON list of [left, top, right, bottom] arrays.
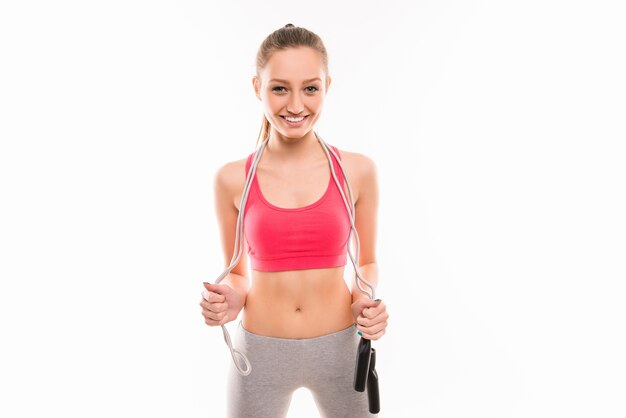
[[253, 47, 331, 139]]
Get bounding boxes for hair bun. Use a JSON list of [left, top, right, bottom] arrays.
[[284, 23, 295, 28]]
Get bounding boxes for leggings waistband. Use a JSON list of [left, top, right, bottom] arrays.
[[237, 320, 357, 348]]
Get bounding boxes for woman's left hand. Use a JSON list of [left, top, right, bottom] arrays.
[[351, 298, 389, 340]]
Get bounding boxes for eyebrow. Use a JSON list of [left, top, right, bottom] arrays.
[[269, 77, 322, 84]]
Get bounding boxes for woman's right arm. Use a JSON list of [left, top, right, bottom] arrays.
[[200, 161, 250, 326]]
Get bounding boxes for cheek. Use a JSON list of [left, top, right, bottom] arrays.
[[265, 95, 284, 112], [307, 96, 324, 110]]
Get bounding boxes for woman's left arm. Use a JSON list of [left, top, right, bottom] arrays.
[[349, 153, 389, 341]]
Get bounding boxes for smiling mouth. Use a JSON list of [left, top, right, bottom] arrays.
[[280, 115, 310, 126], [280, 115, 309, 122]]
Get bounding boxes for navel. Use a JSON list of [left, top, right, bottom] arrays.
[[295, 307, 302, 313]]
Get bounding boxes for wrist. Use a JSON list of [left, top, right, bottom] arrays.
[[351, 289, 371, 304], [223, 273, 249, 293]]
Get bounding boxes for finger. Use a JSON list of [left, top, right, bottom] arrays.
[[357, 319, 387, 336], [203, 289, 226, 302], [201, 290, 225, 303], [357, 313, 376, 327], [204, 314, 230, 326], [203, 282, 230, 297], [358, 298, 380, 309], [202, 308, 228, 322], [199, 299, 228, 313], [355, 299, 381, 319], [359, 327, 386, 341], [363, 301, 385, 319], [357, 311, 389, 327], [365, 305, 389, 321]]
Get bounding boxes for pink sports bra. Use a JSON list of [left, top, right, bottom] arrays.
[[243, 145, 351, 272]]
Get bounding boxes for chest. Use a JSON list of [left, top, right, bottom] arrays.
[[254, 161, 334, 210]]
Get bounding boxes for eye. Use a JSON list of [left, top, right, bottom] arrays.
[[271, 86, 319, 94]]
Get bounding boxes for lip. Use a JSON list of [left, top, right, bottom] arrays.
[[280, 115, 309, 127]]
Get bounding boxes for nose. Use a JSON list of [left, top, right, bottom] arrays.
[[287, 92, 305, 115]]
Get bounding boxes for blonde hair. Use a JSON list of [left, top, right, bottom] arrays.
[[254, 23, 329, 147]]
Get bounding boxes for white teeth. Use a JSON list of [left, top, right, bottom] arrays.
[[284, 116, 306, 122]]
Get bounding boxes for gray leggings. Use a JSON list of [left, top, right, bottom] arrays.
[[226, 320, 378, 418]]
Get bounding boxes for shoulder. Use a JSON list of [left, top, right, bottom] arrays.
[[334, 147, 377, 179], [333, 147, 378, 202], [213, 155, 249, 203]]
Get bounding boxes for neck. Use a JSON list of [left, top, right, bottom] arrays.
[[265, 129, 322, 163]]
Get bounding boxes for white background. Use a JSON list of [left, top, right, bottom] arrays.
[[1, 1, 625, 417]]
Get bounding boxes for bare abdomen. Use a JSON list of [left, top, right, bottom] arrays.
[[242, 266, 355, 338]]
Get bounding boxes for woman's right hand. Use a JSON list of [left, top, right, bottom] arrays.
[[199, 282, 245, 326]]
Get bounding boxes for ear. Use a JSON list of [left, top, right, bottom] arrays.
[[325, 75, 332, 93], [252, 76, 261, 100]]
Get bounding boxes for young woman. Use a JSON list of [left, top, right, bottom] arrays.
[[199, 24, 389, 418]]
